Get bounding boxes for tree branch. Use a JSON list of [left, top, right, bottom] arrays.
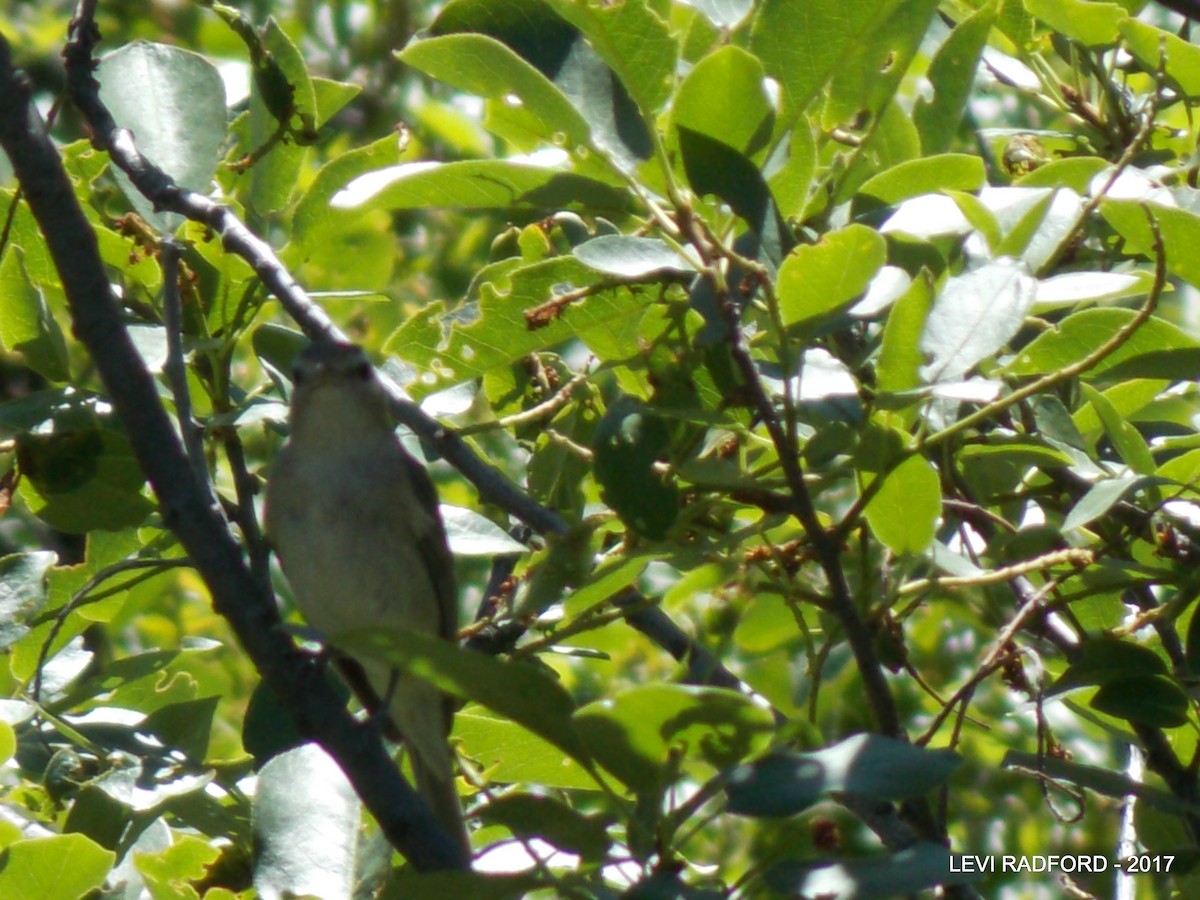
[[0, 29, 467, 872]]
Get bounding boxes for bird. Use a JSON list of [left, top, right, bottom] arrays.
[[263, 339, 469, 855]]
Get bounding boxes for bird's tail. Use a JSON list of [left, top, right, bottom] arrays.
[[411, 745, 471, 858], [385, 675, 470, 859]]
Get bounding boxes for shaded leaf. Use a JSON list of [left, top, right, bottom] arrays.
[[592, 397, 678, 539], [1002, 749, 1200, 817], [766, 843, 976, 899], [16, 428, 154, 534], [476, 793, 610, 861], [96, 41, 226, 231], [339, 627, 590, 766], [573, 236, 693, 279], [1051, 635, 1167, 695], [1092, 676, 1189, 728], [726, 734, 961, 817], [577, 684, 775, 793], [253, 744, 362, 900], [678, 126, 791, 266]]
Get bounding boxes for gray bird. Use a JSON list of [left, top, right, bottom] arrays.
[[264, 340, 468, 854]]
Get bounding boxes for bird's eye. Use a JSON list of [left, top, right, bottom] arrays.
[[353, 361, 372, 380], [292, 366, 307, 387]]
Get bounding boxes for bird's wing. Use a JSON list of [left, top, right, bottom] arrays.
[[401, 449, 459, 644]]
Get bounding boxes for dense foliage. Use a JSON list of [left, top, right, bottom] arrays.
[[5, 0, 1200, 897]]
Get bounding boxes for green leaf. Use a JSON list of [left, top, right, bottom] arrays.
[[0, 834, 114, 900], [386, 258, 650, 396], [822, 0, 940, 132], [592, 396, 678, 539], [428, 0, 652, 171], [857, 153, 986, 207], [1092, 676, 1189, 728], [777, 224, 886, 327], [561, 553, 654, 618], [339, 627, 591, 767], [573, 236, 694, 279], [920, 257, 1035, 382], [863, 453, 941, 555], [577, 685, 775, 793], [673, 46, 773, 157], [542, 0, 677, 116], [329, 160, 632, 214], [993, 189, 1054, 260], [1003, 309, 1200, 381], [1102, 200, 1200, 289], [1061, 474, 1162, 532], [135, 835, 222, 898], [1051, 635, 1167, 694], [310, 76, 361, 129], [876, 269, 934, 396], [725, 734, 961, 817], [0, 251, 68, 382], [290, 134, 406, 252], [96, 41, 226, 232], [1079, 384, 1155, 475], [769, 123, 817, 219], [16, 428, 154, 534], [1015, 156, 1109, 192], [913, 2, 995, 154], [1121, 19, 1200, 96], [958, 441, 1072, 499], [1, 189, 58, 289], [455, 707, 602, 791], [245, 18, 316, 214], [1025, 0, 1126, 47], [476, 793, 610, 861], [750, 0, 900, 118], [399, 33, 591, 149]]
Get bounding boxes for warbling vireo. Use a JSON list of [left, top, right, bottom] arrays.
[[264, 340, 468, 853]]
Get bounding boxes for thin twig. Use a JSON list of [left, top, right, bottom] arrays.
[[161, 238, 209, 492], [457, 373, 588, 437]]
